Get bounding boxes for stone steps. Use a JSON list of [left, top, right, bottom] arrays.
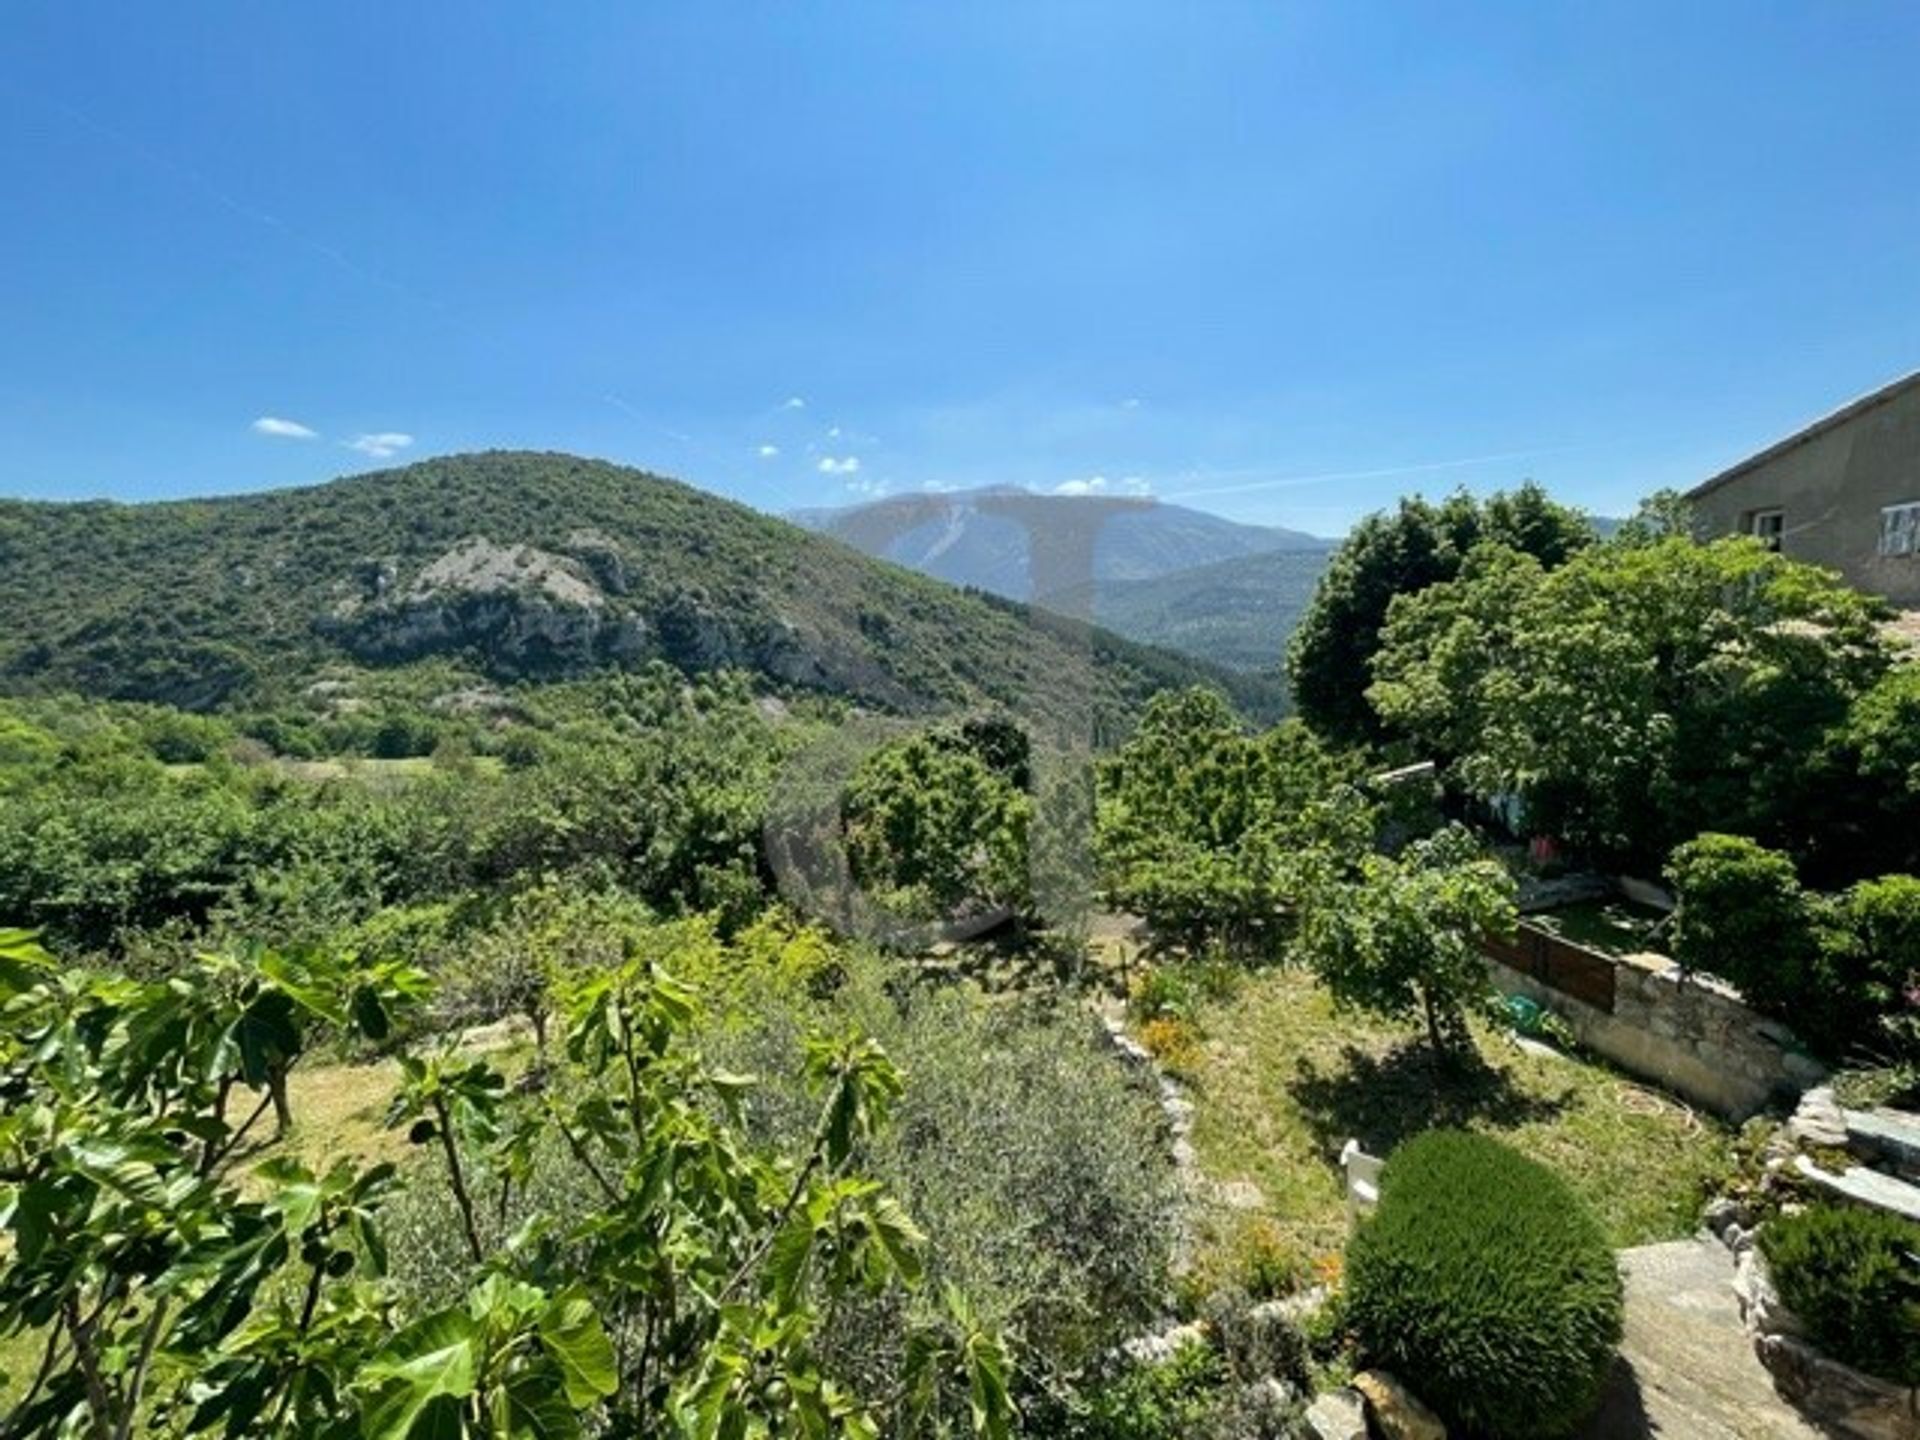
[[1794, 1154, 1920, 1223], [1844, 1106, 1920, 1180]]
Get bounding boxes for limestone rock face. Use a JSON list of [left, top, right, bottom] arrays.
[[321, 536, 880, 692], [1352, 1368, 1446, 1440], [326, 536, 653, 676]]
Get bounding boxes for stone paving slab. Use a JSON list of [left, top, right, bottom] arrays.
[[1845, 1106, 1920, 1176], [1794, 1154, 1920, 1223], [1576, 1238, 1824, 1440]]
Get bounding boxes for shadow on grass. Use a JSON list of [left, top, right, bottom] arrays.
[[1288, 1040, 1571, 1161]]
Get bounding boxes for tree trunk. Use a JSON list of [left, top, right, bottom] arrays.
[[1423, 988, 1446, 1059], [268, 1064, 293, 1137]]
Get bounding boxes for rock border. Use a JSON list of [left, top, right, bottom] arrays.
[[1096, 1011, 1204, 1273], [1729, 1234, 1919, 1440]]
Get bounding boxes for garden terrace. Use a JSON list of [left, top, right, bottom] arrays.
[[1143, 964, 1732, 1277]]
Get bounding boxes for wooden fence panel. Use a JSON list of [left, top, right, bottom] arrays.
[[1483, 922, 1617, 1014]]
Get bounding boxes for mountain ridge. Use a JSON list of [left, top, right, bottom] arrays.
[[0, 451, 1280, 727]]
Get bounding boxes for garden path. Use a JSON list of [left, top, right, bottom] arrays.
[[1577, 1237, 1822, 1439]]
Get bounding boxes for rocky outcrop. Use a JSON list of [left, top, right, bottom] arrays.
[[332, 586, 650, 675], [307, 528, 933, 706], [565, 528, 632, 594], [410, 537, 605, 608], [324, 537, 848, 689], [323, 536, 650, 676]]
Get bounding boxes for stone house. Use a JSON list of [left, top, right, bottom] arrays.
[[1687, 370, 1920, 608]]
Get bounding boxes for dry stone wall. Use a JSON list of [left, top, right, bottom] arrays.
[[1488, 943, 1826, 1121]]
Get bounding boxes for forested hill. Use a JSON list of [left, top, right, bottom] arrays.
[[0, 451, 1275, 726], [1039, 548, 1331, 673]]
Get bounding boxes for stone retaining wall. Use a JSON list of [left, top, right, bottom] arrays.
[[1733, 1246, 1920, 1440], [1488, 944, 1826, 1121]]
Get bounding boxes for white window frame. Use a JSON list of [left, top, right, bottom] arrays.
[[1747, 508, 1785, 550], [1880, 500, 1920, 558]]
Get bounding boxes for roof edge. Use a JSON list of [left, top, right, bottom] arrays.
[[1687, 370, 1920, 502]]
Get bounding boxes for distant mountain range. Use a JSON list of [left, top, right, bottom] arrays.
[[790, 487, 1330, 598], [0, 453, 1282, 726], [791, 487, 1335, 672]]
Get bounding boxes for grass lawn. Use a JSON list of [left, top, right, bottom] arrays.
[[1159, 965, 1731, 1276]]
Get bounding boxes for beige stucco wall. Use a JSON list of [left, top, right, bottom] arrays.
[[1691, 379, 1920, 607]]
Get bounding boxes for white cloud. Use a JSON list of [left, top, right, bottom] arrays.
[[846, 476, 891, 498], [781, 396, 806, 410], [251, 415, 317, 440], [1121, 397, 1142, 410], [826, 425, 842, 439], [345, 432, 415, 460], [1053, 474, 1150, 497], [818, 455, 861, 476], [756, 443, 780, 459]]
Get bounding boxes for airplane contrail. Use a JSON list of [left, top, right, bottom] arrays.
[[1161, 447, 1569, 501], [21, 87, 424, 303]]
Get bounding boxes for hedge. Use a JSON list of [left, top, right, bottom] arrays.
[[1760, 1203, 1920, 1386], [1345, 1130, 1623, 1438]]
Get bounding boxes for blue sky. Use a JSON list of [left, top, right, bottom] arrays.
[[3, 4, 1917, 535]]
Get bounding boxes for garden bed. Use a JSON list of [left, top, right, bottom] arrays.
[[1526, 895, 1670, 959]]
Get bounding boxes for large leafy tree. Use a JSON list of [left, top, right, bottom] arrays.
[[1366, 543, 1546, 767], [1291, 824, 1518, 1064], [1370, 536, 1892, 869], [1664, 835, 1920, 1060], [0, 929, 1012, 1440], [1286, 485, 1593, 745], [842, 726, 1034, 930], [1095, 689, 1363, 960], [1813, 662, 1920, 881]]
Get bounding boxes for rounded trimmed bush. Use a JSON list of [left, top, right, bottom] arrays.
[[1760, 1203, 1920, 1386], [1346, 1130, 1623, 1438]]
